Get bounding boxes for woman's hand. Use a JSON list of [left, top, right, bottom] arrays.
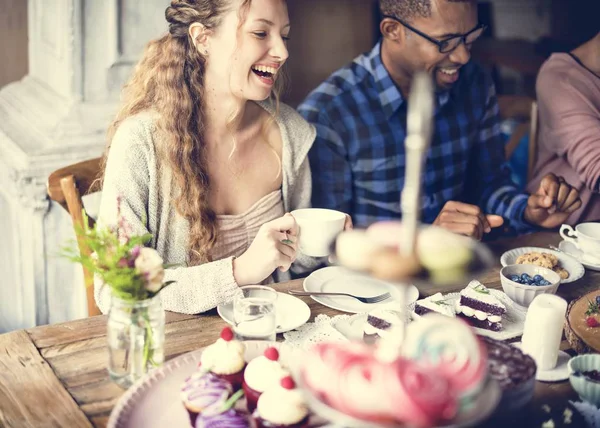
[[233, 213, 298, 285]]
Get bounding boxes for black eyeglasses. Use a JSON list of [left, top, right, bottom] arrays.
[[382, 15, 487, 54]]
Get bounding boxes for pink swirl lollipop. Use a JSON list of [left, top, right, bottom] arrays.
[[302, 342, 456, 428], [403, 314, 488, 404]]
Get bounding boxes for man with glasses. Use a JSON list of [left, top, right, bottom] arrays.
[[298, 0, 581, 239]]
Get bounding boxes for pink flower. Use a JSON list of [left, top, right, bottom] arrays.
[[134, 247, 165, 293]]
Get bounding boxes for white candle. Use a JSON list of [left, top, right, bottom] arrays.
[[521, 294, 568, 371]]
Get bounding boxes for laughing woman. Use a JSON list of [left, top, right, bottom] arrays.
[[95, 0, 321, 314]]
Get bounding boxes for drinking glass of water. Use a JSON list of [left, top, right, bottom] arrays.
[[233, 286, 277, 341]]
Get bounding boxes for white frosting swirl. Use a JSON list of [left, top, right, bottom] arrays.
[[200, 338, 245, 375], [455, 302, 502, 323], [244, 355, 289, 392], [257, 386, 308, 425]]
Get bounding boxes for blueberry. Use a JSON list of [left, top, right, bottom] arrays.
[[540, 280, 551, 286], [510, 275, 520, 282], [596, 296, 600, 306], [533, 275, 543, 282], [521, 273, 532, 281]]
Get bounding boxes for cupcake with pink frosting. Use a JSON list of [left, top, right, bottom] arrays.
[[199, 327, 246, 390], [301, 341, 457, 428], [242, 346, 289, 413], [402, 314, 488, 409], [253, 376, 309, 428], [180, 371, 232, 426]]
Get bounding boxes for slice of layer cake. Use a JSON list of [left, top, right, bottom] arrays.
[[414, 293, 456, 318], [363, 308, 403, 344], [455, 280, 506, 331]]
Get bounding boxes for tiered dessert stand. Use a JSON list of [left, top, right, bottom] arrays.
[[299, 73, 501, 427]]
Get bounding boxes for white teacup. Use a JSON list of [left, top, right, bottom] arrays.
[[560, 223, 600, 257], [290, 208, 346, 257]]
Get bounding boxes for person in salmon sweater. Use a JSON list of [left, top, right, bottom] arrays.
[[528, 31, 600, 224]]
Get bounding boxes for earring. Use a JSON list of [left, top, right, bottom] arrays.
[[204, 49, 209, 56]]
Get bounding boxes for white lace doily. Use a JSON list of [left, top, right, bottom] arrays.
[[571, 400, 600, 427], [283, 314, 353, 349]]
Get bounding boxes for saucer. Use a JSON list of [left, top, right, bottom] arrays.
[[217, 292, 310, 334], [558, 241, 600, 272], [514, 342, 571, 382]]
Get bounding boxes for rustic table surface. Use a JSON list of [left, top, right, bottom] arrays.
[[0, 231, 596, 428]]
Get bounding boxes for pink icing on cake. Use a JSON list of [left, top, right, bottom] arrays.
[[402, 314, 488, 403], [302, 342, 457, 428]]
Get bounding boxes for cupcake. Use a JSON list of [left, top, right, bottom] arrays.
[[253, 376, 309, 428], [402, 314, 488, 410], [301, 341, 456, 427], [180, 371, 232, 427], [199, 327, 246, 390], [196, 390, 250, 428], [242, 346, 289, 412]]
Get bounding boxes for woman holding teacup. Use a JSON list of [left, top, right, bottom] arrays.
[[95, 0, 348, 315]]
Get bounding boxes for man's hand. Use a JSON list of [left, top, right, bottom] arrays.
[[433, 201, 504, 240], [524, 173, 582, 228]]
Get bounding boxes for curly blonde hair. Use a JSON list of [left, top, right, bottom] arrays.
[[104, 0, 285, 264]]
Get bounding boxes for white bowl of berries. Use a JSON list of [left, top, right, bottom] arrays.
[[500, 264, 561, 307]]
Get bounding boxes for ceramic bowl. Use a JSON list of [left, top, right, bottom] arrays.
[[568, 354, 600, 407], [500, 264, 561, 307]]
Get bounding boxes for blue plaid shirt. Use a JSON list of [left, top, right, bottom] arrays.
[[298, 42, 532, 231]]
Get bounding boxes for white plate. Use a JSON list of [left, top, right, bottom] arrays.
[[558, 240, 600, 272], [410, 290, 528, 341], [217, 292, 310, 334], [500, 246, 585, 283], [303, 266, 419, 314]]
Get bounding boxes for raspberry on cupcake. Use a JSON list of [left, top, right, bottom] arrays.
[[242, 346, 289, 412], [199, 327, 246, 390], [253, 376, 309, 428], [180, 371, 232, 427]]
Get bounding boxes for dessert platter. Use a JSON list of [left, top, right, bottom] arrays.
[[500, 246, 584, 283], [565, 289, 600, 354], [108, 320, 507, 428], [108, 328, 317, 428]]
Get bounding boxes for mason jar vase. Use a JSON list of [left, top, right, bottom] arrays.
[[106, 295, 165, 388]]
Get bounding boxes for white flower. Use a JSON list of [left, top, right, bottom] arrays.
[[134, 247, 165, 293]]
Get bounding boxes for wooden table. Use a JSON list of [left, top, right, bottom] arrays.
[[0, 232, 596, 428]]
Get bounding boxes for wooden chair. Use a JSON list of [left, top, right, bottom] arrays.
[[47, 158, 103, 317], [498, 95, 539, 182]]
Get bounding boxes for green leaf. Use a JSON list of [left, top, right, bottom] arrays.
[[220, 389, 244, 412], [473, 284, 490, 295], [586, 299, 599, 316]]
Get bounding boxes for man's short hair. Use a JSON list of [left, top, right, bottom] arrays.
[[379, 0, 473, 22]]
